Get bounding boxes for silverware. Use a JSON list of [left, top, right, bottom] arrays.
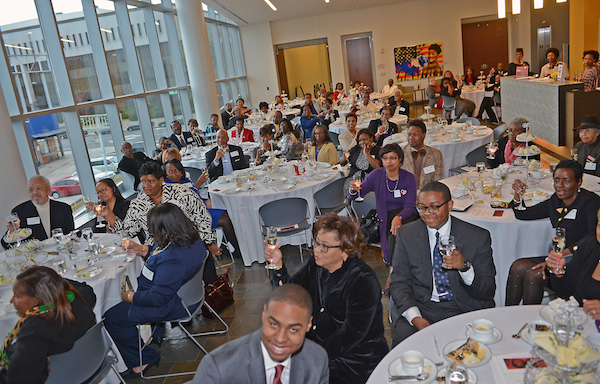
[[389, 372, 429, 382], [512, 323, 528, 339]]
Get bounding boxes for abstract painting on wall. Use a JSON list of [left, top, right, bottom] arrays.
[[394, 42, 443, 81]]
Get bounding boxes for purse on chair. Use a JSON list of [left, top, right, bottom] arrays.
[[359, 209, 381, 245], [202, 268, 234, 319]]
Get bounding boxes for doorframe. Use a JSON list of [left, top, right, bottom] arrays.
[[273, 38, 331, 95], [341, 32, 375, 90]]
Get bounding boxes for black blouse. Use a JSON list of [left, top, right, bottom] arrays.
[[348, 144, 381, 179], [271, 257, 388, 384]]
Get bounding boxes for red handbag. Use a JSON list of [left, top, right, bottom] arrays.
[[202, 268, 234, 318]]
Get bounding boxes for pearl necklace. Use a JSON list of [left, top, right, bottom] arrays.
[[385, 174, 399, 192]]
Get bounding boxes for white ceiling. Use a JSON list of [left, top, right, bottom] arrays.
[[203, 0, 413, 25]]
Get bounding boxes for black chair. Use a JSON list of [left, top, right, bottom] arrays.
[[330, 132, 340, 147], [350, 192, 380, 247], [314, 177, 349, 217], [493, 124, 507, 141], [465, 144, 489, 167], [184, 166, 204, 184]]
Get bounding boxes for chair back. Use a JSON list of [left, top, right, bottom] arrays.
[[466, 144, 489, 167], [46, 322, 112, 384], [177, 252, 209, 311], [259, 198, 309, 229], [184, 167, 204, 184], [291, 116, 301, 127], [120, 171, 136, 192], [314, 178, 347, 213], [441, 96, 456, 111], [457, 117, 480, 126], [493, 124, 507, 140], [351, 192, 377, 220], [329, 132, 340, 147]]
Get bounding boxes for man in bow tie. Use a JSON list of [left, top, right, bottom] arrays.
[[401, 120, 444, 190]]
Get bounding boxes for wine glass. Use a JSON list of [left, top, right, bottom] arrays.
[[121, 236, 134, 262], [514, 184, 527, 211], [438, 235, 456, 270], [476, 162, 486, 177], [551, 228, 566, 275], [265, 226, 278, 270], [570, 148, 578, 162], [486, 142, 498, 159], [5, 212, 20, 233], [353, 173, 364, 202], [52, 228, 64, 243], [94, 202, 106, 228]]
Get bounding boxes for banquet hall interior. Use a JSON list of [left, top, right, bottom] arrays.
[[0, 0, 599, 382]]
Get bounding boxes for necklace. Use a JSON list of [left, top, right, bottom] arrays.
[[385, 174, 399, 192]]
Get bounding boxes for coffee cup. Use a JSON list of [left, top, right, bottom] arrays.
[[529, 320, 552, 339], [401, 350, 424, 376], [454, 186, 467, 197], [466, 319, 494, 343]]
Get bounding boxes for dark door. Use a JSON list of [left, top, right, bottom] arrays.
[[461, 19, 508, 76], [345, 37, 374, 91]]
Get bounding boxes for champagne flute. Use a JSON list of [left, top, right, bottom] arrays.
[[265, 226, 278, 270], [551, 227, 566, 275], [121, 236, 134, 262], [353, 173, 364, 202], [514, 184, 527, 211], [5, 212, 20, 232], [94, 202, 106, 228], [438, 235, 456, 270], [486, 142, 498, 159]]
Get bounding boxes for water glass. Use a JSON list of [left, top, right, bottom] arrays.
[[486, 142, 498, 159], [551, 228, 566, 274], [438, 235, 456, 269], [52, 228, 64, 243]]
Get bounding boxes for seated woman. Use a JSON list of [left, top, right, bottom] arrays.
[[162, 147, 181, 164], [339, 128, 381, 193], [104, 203, 206, 378], [300, 105, 323, 140], [572, 115, 600, 177], [278, 118, 301, 160], [505, 160, 600, 305], [425, 77, 442, 109], [339, 113, 358, 152], [273, 95, 285, 110], [255, 125, 277, 165], [86, 178, 130, 233], [0, 266, 96, 383], [163, 158, 241, 260], [486, 117, 540, 168], [545, 208, 600, 319], [348, 144, 417, 264], [333, 82, 346, 101], [264, 214, 388, 384], [320, 98, 339, 128], [258, 101, 272, 122], [463, 66, 476, 85], [308, 125, 338, 165]]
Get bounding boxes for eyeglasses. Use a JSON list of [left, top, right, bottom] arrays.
[[415, 200, 450, 213], [313, 238, 342, 253]]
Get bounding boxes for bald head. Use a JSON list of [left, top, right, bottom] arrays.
[[120, 141, 133, 158], [216, 128, 229, 147]]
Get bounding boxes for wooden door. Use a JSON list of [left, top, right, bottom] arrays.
[[461, 19, 508, 76], [345, 37, 374, 91], [275, 48, 289, 96]]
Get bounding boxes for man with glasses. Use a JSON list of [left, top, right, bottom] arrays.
[[390, 181, 496, 346], [368, 106, 398, 146]]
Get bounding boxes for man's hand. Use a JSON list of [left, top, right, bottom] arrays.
[[411, 317, 431, 330], [442, 250, 466, 270], [215, 148, 227, 163]]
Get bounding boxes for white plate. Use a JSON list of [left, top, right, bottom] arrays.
[[388, 357, 438, 384], [436, 367, 477, 383], [446, 138, 462, 142], [465, 327, 503, 344], [222, 188, 240, 195], [274, 183, 294, 190], [443, 340, 492, 368], [471, 131, 488, 136], [521, 327, 536, 345], [539, 305, 587, 326], [266, 177, 288, 185], [310, 174, 330, 180]]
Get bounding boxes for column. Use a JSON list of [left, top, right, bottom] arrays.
[[176, 0, 221, 126]]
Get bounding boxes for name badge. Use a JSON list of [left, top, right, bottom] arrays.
[[141, 265, 154, 281], [231, 151, 240, 158], [394, 190, 402, 198], [399, 107, 406, 112], [423, 165, 435, 174], [27, 217, 41, 225], [187, 137, 194, 142], [585, 162, 597, 171], [564, 209, 577, 220]]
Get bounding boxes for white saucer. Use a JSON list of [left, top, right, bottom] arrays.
[[388, 357, 438, 384], [539, 305, 587, 326], [443, 340, 492, 368], [436, 367, 477, 383], [465, 327, 502, 344]]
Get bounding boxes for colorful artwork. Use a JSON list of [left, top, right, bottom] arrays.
[[394, 42, 443, 81]]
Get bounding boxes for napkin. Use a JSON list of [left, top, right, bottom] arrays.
[[99, 266, 117, 281]]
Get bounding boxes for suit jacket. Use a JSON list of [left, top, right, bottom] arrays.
[[390, 217, 496, 317], [367, 119, 398, 147], [388, 98, 410, 117], [169, 131, 194, 150], [2, 200, 74, 249], [574, 139, 600, 177], [401, 144, 444, 190], [206, 144, 249, 182], [189, 329, 329, 384], [118, 152, 153, 189], [221, 111, 233, 127]]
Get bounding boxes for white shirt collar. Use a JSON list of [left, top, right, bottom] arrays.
[[260, 341, 291, 382], [426, 215, 452, 239]]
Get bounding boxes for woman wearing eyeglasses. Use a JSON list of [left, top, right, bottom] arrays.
[[486, 117, 540, 168], [264, 214, 388, 384]]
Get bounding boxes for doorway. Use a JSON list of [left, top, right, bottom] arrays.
[[537, 26, 552, 70], [343, 34, 375, 91], [461, 18, 508, 76]]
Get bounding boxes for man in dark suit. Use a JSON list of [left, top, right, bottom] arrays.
[[221, 103, 233, 128], [390, 181, 496, 347], [168, 120, 194, 150], [368, 106, 398, 146], [2, 176, 75, 249], [206, 129, 249, 182], [190, 284, 329, 384], [388, 89, 410, 117], [117, 141, 154, 189]]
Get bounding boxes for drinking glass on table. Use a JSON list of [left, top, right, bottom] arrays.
[[120, 236, 134, 262], [51, 228, 64, 243], [514, 183, 527, 211], [438, 235, 456, 270], [550, 227, 566, 275], [265, 226, 278, 270], [476, 162, 486, 177], [486, 142, 498, 159]]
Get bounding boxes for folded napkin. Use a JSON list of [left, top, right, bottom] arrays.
[[99, 266, 117, 281]]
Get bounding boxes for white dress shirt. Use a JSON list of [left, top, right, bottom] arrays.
[[261, 341, 291, 384], [382, 84, 398, 97], [213, 146, 234, 176], [36, 200, 51, 238]]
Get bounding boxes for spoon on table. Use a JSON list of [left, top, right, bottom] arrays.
[[512, 323, 528, 339], [389, 372, 429, 382]]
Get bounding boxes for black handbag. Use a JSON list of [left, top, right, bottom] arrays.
[[359, 209, 381, 245]]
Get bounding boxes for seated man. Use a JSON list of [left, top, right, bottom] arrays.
[[440, 78, 475, 119], [190, 284, 328, 384], [188, 118, 207, 146], [358, 89, 378, 114], [2, 176, 74, 249], [401, 120, 444, 190], [381, 78, 398, 98], [390, 181, 496, 346], [206, 129, 249, 182], [168, 120, 194, 149], [152, 137, 172, 161], [388, 90, 410, 117], [117, 141, 153, 189], [425, 77, 442, 108], [228, 117, 255, 143], [221, 103, 233, 128], [368, 106, 398, 146], [226, 106, 245, 130], [300, 105, 324, 140]]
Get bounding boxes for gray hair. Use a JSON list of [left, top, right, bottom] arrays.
[[509, 117, 529, 130], [394, 89, 403, 97], [29, 175, 50, 189]]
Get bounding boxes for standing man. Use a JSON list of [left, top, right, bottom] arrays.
[[168, 120, 194, 150], [390, 182, 496, 346], [401, 120, 444, 190], [221, 103, 233, 128], [2, 176, 74, 249], [206, 129, 249, 182], [190, 284, 328, 384], [368, 106, 398, 146], [117, 141, 153, 189], [382, 78, 398, 98], [540, 47, 571, 79]]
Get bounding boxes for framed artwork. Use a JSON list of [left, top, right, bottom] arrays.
[[394, 42, 443, 81]]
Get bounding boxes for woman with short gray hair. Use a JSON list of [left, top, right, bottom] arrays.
[[486, 117, 540, 168]]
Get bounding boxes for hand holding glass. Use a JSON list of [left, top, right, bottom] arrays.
[[550, 228, 566, 275], [486, 142, 498, 159], [5, 213, 19, 232], [265, 227, 278, 270], [438, 235, 456, 269]]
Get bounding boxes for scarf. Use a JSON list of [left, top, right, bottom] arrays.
[[504, 140, 524, 164]]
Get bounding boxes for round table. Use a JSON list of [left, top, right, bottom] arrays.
[[367, 305, 597, 383], [441, 169, 600, 305], [461, 87, 493, 117], [209, 163, 341, 266]]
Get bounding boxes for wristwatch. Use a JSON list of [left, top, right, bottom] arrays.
[[459, 260, 472, 272]]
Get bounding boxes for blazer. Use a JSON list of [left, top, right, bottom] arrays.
[[309, 142, 338, 165], [388, 98, 410, 117], [190, 329, 329, 384], [367, 119, 398, 147], [574, 139, 600, 177], [221, 110, 233, 128], [206, 144, 249, 182], [401, 144, 444, 190], [390, 217, 496, 316], [168, 131, 194, 150], [118, 152, 154, 189], [2, 200, 74, 249]]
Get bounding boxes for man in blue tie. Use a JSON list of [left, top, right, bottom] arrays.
[[390, 181, 496, 346]]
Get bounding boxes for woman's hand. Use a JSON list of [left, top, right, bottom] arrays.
[[349, 181, 362, 191], [390, 216, 402, 236], [363, 141, 374, 155], [545, 250, 566, 271], [208, 243, 222, 259], [125, 240, 146, 256], [122, 289, 135, 303], [531, 261, 550, 279], [195, 170, 209, 187], [583, 299, 600, 319], [264, 241, 283, 269]]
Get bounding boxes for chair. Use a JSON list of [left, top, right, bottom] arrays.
[[493, 123, 507, 140], [329, 131, 340, 147], [213, 226, 235, 269], [314, 178, 349, 217], [184, 166, 204, 185], [259, 198, 311, 262], [457, 117, 481, 126], [350, 192, 380, 247], [138, 253, 229, 379], [465, 144, 489, 167], [441, 95, 456, 122], [46, 322, 125, 384], [120, 171, 137, 192]]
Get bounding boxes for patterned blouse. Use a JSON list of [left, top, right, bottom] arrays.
[[581, 67, 599, 92], [111, 183, 215, 246]]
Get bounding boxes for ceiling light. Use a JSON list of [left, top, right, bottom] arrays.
[[512, 0, 521, 14], [498, 0, 506, 18], [534, 0, 543, 9], [4, 44, 32, 51], [325, 0, 330, 3], [264, 0, 277, 11]]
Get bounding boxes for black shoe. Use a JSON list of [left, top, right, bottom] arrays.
[[151, 325, 164, 347], [121, 355, 160, 379]]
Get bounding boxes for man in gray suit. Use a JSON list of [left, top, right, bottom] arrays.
[[190, 284, 329, 384], [390, 181, 496, 347]]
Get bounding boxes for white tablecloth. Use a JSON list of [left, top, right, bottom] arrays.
[[367, 305, 597, 384], [328, 114, 408, 135], [461, 88, 493, 117], [441, 170, 600, 305], [209, 164, 341, 266]]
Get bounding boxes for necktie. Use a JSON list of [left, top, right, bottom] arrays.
[[433, 232, 454, 301], [411, 149, 426, 159], [273, 364, 284, 384]]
